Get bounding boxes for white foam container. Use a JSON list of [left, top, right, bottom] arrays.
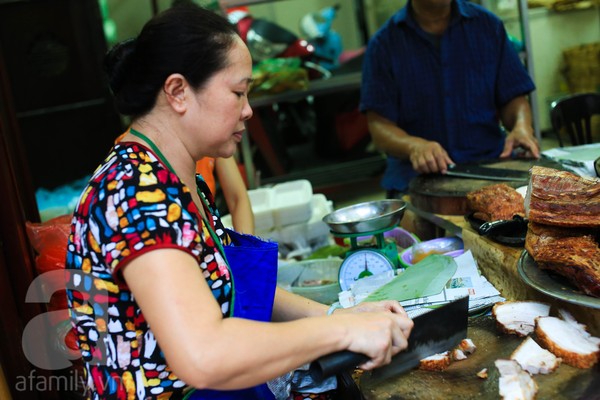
[[248, 188, 275, 232], [272, 179, 313, 228]]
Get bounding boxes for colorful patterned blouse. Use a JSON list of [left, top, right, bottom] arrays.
[[65, 142, 231, 399]]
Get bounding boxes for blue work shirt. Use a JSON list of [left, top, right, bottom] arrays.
[[360, 0, 535, 191]]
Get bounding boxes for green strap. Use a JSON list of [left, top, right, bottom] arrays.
[[129, 128, 177, 172], [129, 127, 236, 315], [128, 127, 228, 259]]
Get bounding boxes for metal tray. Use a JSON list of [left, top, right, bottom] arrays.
[[518, 250, 600, 309]]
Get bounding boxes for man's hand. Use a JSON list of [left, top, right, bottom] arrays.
[[409, 140, 455, 174], [500, 125, 540, 159]]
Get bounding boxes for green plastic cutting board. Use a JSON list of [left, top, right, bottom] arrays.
[[364, 254, 458, 302]]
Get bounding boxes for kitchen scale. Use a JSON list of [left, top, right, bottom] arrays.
[[322, 200, 407, 291], [331, 227, 400, 291]]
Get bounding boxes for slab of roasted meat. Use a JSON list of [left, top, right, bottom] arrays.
[[466, 183, 525, 221], [525, 222, 600, 297], [526, 166, 600, 228]]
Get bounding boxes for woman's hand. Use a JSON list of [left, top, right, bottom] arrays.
[[332, 300, 413, 370]]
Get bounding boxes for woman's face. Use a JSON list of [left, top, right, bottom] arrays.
[[189, 36, 253, 159]]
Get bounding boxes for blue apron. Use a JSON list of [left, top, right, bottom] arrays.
[[185, 229, 279, 400]]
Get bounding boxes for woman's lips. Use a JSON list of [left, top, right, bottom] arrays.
[[233, 130, 244, 142]]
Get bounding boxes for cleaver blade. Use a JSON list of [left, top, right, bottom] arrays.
[[445, 164, 530, 181], [311, 296, 469, 382]]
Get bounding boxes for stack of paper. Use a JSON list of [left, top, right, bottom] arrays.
[[399, 251, 504, 317], [542, 143, 600, 178]]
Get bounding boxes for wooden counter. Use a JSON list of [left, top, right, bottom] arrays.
[[361, 212, 600, 399], [401, 207, 600, 335]]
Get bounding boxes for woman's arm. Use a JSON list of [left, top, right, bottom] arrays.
[[215, 157, 255, 234], [123, 249, 413, 391]]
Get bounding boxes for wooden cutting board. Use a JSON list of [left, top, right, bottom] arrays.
[[408, 159, 564, 215], [360, 316, 600, 400]]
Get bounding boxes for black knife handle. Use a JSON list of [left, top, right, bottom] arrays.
[[310, 351, 370, 380]]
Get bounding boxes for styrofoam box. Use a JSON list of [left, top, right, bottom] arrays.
[[305, 194, 333, 241], [271, 180, 313, 228], [248, 188, 275, 232]]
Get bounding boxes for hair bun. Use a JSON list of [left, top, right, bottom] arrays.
[[104, 38, 137, 95]]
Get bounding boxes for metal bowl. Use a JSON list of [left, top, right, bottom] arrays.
[[322, 200, 407, 234]]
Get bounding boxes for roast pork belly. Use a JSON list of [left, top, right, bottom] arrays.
[[492, 301, 551, 337], [495, 359, 538, 400], [418, 351, 452, 371], [420, 338, 477, 369], [466, 183, 526, 222], [526, 166, 600, 228], [525, 222, 600, 297], [510, 336, 561, 375], [458, 338, 476, 355], [535, 310, 600, 368]]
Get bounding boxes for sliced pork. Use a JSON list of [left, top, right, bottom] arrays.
[[458, 338, 476, 354], [535, 311, 600, 368], [418, 351, 452, 371], [492, 301, 551, 337], [496, 359, 538, 400], [510, 336, 561, 375]]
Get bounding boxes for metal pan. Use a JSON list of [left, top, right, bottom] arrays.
[[465, 213, 528, 247]]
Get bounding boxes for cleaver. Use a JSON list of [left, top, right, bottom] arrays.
[[311, 296, 469, 382], [444, 164, 529, 181]]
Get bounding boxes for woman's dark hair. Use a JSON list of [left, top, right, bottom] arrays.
[[104, 3, 239, 117]]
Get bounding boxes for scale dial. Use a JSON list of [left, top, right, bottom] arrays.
[[339, 249, 395, 291]]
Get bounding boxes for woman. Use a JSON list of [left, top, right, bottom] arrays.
[[65, 4, 413, 399]]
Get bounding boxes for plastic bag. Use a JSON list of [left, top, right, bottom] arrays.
[[250, 57, 309, 96], [25, 215, 72, 326], [25, 214, 72, 274]]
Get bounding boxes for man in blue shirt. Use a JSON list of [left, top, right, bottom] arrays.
[[360, 0, 540, 196]]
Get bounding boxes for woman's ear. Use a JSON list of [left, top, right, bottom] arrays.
[[163, 73, 188, 113]]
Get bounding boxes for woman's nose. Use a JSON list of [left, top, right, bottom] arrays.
[[241, 100, 253, 121]]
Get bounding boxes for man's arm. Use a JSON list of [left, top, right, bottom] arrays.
[[499, 95, 540, 159], [367, 111, 454, 174]]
